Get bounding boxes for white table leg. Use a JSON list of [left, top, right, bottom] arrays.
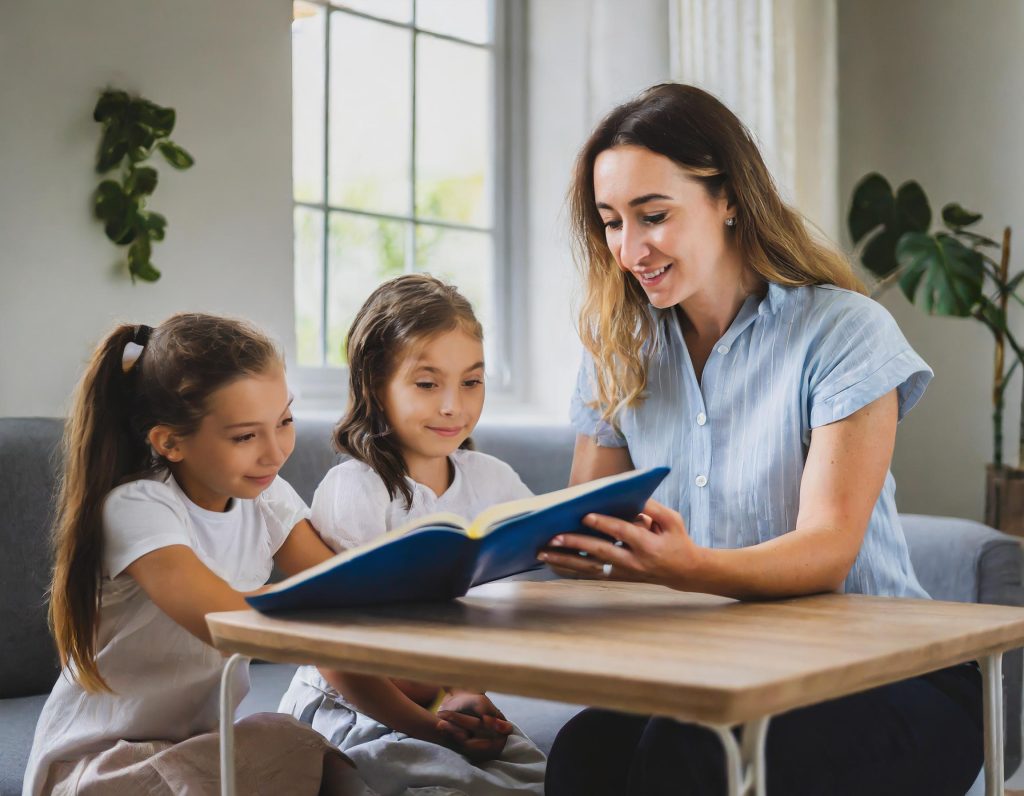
[[981, 654, 1005, 796], [219, 654, 250, 796], [704, 717, 770, 796]]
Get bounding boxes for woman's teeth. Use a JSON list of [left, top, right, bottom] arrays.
[[641, 264, 670, 282]]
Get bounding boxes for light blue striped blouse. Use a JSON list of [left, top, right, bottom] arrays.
[[571, 283, 932, 598]]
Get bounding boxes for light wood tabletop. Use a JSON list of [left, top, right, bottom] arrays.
[[207, 578, 1024, 726]]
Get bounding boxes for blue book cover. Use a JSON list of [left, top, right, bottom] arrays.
[[247, 467, 670, 613]]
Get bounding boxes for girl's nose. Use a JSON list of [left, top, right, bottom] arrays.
[[440, 389, 461, 416], [262, 436, 287, 466]]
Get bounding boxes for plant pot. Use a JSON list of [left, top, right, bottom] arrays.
[[985, 464, 1024, 536]]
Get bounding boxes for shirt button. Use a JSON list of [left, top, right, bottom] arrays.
[[695, 475, 708, 487], [696, 412, 707, 426], [717, 345, 730, 355]]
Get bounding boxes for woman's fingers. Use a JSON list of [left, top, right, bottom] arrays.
[[436, 710, 483, 732]]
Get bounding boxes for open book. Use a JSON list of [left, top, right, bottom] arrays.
[[247, 466, 670, 612]]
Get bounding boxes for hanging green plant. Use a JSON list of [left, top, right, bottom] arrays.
[[92, 89, 195, 283]]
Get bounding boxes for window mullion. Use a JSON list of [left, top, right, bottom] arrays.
[[406, 1, 418, 274], [320, 8, 332, 366]]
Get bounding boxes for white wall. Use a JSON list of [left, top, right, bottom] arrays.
[[838, 0, 1024, 520], [0, 0, 294, 418], [525, 0, 671, 419]]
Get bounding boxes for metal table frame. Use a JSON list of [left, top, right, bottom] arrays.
[[217, 652, 1005, 796]]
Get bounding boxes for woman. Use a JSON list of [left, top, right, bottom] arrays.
[[540, 83, 983, 795]]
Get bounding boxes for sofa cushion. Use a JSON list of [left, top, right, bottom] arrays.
[[0, 418, 63, 699]]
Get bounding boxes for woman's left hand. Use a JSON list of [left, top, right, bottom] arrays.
[[538, 498, 701, 587]]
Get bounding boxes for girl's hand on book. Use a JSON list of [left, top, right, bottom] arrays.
[[538, 498, 701, 588]]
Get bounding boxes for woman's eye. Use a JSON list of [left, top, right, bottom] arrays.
[[602, 219, 622, 231], [233, 433, 256, 443], [642, 212, 667, 225]]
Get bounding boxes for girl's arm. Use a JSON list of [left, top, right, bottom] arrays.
[[569, 433, 634, 485], [543, 390, 898, 600], [126, 519, 336, 646], [273, 518, 336, 575], [125, 546, 258, 645], [320, 669, 449, 745]]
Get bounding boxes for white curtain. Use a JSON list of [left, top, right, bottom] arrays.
[[670, 0, 839, 239]]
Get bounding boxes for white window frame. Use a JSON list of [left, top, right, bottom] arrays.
[[292, 0, 527, 412]]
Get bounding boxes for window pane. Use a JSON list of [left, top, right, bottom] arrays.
[[416, 0, 491, 44], [416, 36, 492, 227], [292, 2, 325, 203], [415, 225, 493, 349], [335, 0, 412, 25], [329, 14, 411, 216], [294, 206, 325, 366], [327, 212, 409, 366]]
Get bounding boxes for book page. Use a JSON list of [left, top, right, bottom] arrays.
[[466, 469, 653, 539]]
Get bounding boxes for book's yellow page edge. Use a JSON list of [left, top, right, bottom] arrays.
[[263, 511, 470, 594], [465, 468, 649, 539]]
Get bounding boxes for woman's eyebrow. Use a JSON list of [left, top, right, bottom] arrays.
[[596, 193, 673, 210]]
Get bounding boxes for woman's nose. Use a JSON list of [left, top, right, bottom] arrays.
[[619, 222, 651, 269]]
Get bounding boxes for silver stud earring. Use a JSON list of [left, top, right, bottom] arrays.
[[725, 217, 736, 227]]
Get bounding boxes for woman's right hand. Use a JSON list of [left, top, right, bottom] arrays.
[[539, 499, 704, 590]]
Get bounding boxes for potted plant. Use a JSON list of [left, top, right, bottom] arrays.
[[848, 172, 1024, 533], [92, 89, 194, 283]]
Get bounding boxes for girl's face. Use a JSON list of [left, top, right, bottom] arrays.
[[593, 144, 737, 310], [155, 365, 295, 512], [381, 327, 485, 471]]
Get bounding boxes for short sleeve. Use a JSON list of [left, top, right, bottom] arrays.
[[570, 355, 628, 448], [102, 479, 191, 578], [310, 462, 391, 552], [257, 476, 311, 555], [807, 292, 933, 428]]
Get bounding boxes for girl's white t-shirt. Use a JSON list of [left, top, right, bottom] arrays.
[[309, 448, 534, 551], [22, 472, 308, 796], [290, 449, 532, 701]]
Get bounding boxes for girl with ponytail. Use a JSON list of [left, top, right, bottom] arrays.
[[25, 314, 370, 796]]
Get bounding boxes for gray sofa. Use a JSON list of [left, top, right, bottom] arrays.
[[2, 415, 1022, 795]]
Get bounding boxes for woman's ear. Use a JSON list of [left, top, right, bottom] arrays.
[[148, 425, 183, 462]]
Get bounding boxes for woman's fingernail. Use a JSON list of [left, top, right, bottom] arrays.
[[537, 552, 548, 561], [551, 536, 564, 546]]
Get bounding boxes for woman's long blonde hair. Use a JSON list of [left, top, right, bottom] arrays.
[[569, 83, 864, 426], [51, 314, 280, 692]]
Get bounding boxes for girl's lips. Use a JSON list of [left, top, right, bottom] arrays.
[[245, 473, 277, 486], [428, 426, 463, 437]]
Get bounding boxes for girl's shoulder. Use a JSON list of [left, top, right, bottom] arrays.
[[314, 457, 391, 504], [451, 449, 532, 498], [104, 473, 185, 517]]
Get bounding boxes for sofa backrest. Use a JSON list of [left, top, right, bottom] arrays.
[[0, 416, 577, 699]]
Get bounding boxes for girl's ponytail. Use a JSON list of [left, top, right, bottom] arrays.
[[50, 324, 155, 692]]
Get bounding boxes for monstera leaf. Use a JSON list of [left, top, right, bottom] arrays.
[[848, 173, 931, 278], [895, 232, 984, 317]]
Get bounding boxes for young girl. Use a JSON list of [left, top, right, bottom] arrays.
[[24, 313, 372, 796], [279, 274, 546, 795]]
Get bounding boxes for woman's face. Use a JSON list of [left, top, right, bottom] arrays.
[[593, 144, 736, 309]]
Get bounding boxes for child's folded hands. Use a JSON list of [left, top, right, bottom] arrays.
[[436, 689, 513, 762]]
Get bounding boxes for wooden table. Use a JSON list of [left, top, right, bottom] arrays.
[[207, 580, 1024, 796]]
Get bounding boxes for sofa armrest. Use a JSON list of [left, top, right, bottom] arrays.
[[901, 513, 1024, 606]]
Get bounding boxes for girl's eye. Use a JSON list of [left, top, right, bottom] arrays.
[[642, 212, 667, 224], [415, 382, 437, 390], [463, 378, 483, 388], [233, 433, 256, 444], [280, 416, 294, 428]]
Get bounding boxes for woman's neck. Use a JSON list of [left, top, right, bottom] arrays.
[[679, 270, 766, 345]]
